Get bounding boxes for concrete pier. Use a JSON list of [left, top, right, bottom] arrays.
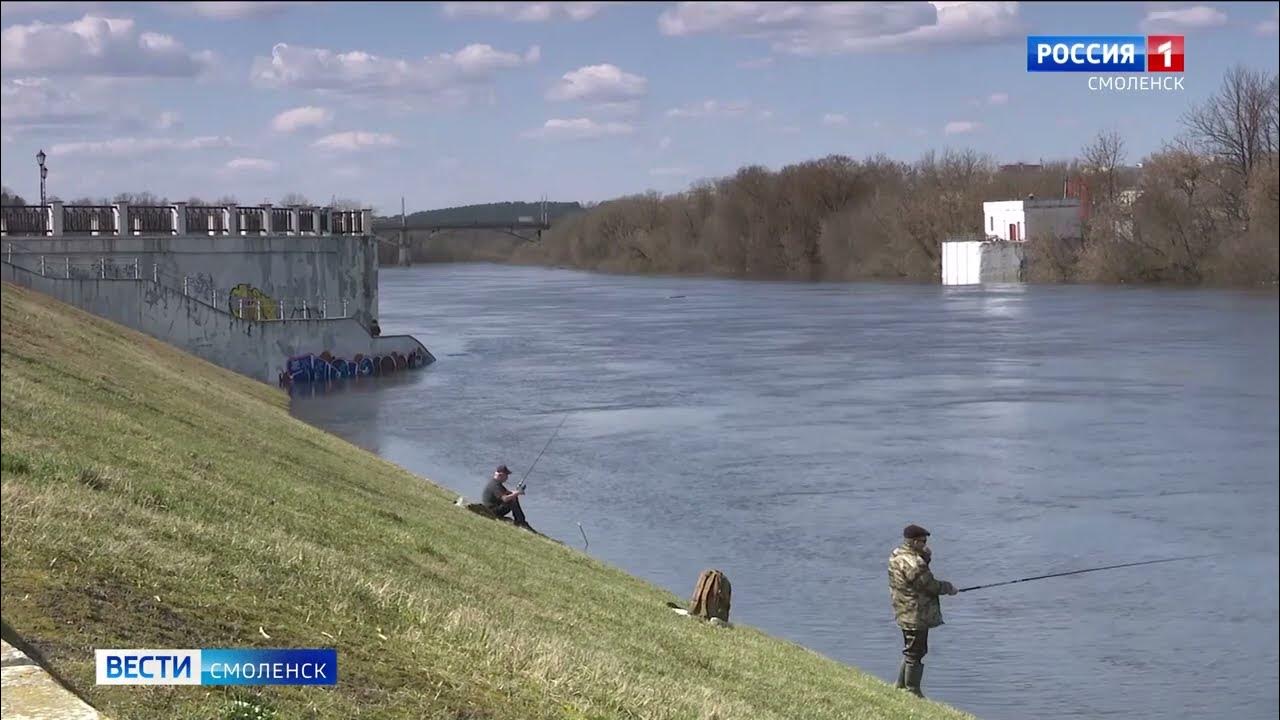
[[1, 201, 433, 384]]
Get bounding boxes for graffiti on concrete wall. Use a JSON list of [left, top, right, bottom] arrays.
[[228, 283, 279, 320], [279, 349, 430, 387], [186, 272, 216, 299]]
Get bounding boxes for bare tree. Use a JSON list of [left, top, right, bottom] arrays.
[[517, 79, 1276, 287], [1081, 130, 1127, 205], [279, 192, 311, 207], [1, 187, 28, 206], [113, 191, 166, 206], [330, 197, 364, 210], [1182, 65, 1279, 222]]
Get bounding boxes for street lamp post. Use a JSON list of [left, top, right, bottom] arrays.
[[37, 149, 47, 207]]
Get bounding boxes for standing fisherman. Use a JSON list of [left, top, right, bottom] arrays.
[[888, 524, 959, 698]]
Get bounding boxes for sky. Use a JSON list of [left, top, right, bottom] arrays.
[[1, 1, 1277, 213]]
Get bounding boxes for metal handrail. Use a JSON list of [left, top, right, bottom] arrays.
[[63, 205, 117, 234], [0, 206, 50, 235], [186, 206, 227, 234], [2, 204, 371, 237], [130, 205, 176, 234], [271, 208, 293, 233], [236, 206, 265, 234]]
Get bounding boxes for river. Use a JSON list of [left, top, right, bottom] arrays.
[[291, 263, 1279, 720]]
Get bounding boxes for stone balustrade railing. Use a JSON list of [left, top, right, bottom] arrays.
[[0, 203, 371, 237]]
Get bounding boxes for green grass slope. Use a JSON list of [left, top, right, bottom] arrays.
[[0, 281, 971, 720]]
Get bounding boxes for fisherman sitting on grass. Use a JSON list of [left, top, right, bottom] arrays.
[[482, 464, 537, 533]]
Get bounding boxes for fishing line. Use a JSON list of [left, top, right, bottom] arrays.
[[957, 554, 1217, 593]]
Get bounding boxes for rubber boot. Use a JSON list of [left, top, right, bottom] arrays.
[[894, 660, 907, 689], [904, 663, 925, 698]]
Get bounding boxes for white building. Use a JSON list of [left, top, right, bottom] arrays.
[[983, 197, 1082, 242]]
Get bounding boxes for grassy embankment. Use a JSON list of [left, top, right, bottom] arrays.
[[0, 281, 971, 720]]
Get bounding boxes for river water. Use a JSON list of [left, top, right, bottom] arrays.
[[291, 264, 1279, 720]]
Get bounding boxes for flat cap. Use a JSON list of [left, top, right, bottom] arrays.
[[903, 524, 931, 539]]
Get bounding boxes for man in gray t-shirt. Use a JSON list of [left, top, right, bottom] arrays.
[[481, 465, 534, 531]]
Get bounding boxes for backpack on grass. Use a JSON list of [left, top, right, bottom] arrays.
[[688, 569, 731, 622]]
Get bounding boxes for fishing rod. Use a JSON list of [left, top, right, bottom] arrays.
[[517, 413, 569, 492], [957, 554, 1215, 593]]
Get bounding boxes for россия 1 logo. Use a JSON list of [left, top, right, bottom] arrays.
[[1026, 35, 1184, 91]]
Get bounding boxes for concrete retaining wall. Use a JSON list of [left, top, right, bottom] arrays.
[[980, 241, 1026, 283], [2, 262, 431, 384], [941, 240, 1026, 285], [3, 233, 379, 329]]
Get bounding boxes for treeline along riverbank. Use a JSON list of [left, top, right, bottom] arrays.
[[414, 65, 1279, 288]]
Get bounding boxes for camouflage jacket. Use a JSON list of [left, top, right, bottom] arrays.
[[888, 542, 954, 629]]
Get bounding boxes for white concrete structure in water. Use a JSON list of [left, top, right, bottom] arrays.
[[941, 238, 1026, 286], [941, 240, 983, 285], [943, 196, 1082, 286], [983, 197, 1083, 242]]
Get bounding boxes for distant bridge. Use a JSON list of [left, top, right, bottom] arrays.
[[372, 204, 552, 266], [372, 218, 549, 239]]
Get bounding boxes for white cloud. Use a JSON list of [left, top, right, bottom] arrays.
[[441, 2, 612, 21], [590, 100, 642, 117], [737, 56, 775, 69], [250, 42, 538, 98], [1255, 8, 1278, 35], [311, 131, 399, 151], [546, 64, 647, 102], [666, 99, 756, 119], [658, 2, 1022, 56], [822, 112, 849, 126], [0, 2, 101, 18], [1140, 5, 1227, 32], [225, 157, 277, 172], [272, 106, 333, 133], [988, 92, 1008, 105], [2, 79, 185, 134], [650, 166, 695, 176], [176, 2, 309, 19], [156, 110, 182, 130], [48, 135, 232, 157], [522, 118, 634, 140], [944, 120, 980, 135], [0, 78, 99, 127], [0, 15, 214, 77]]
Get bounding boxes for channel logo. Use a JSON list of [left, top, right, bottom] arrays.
[[1027, 35, 1184, 73], [95, 648, 337, 686], [1145, 35, 1184, 72]]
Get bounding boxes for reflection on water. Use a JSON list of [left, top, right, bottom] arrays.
[[292, 264, 1280, 720]]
